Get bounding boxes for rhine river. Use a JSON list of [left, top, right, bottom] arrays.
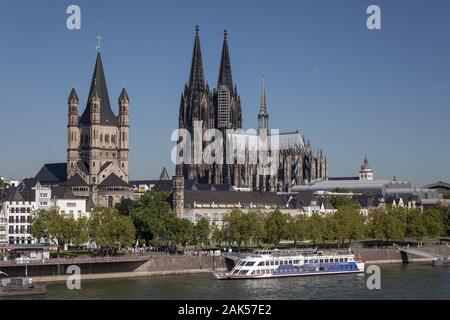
[[7, 264, 450, 299]]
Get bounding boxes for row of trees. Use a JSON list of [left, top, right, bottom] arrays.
[[116, 192, 210, 250], [32, 191, 449, 253], [31, 207, 135, 256], [212, 205, 446, 248]]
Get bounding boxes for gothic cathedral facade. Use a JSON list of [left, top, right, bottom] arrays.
[[177, 27, 328, 192]]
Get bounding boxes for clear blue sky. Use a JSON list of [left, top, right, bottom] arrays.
[[0, 0, 449, 186]]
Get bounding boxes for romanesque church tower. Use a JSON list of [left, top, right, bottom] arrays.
[[67, 47, 131, 207]]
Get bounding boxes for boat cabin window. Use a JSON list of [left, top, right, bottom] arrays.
[[325, 259, 329, 263], [245, 261, 255, 266], [319, 259, 323, 263], [345, 258, 348, 262]]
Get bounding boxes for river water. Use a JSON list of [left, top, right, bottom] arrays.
[[6, 264, 450, 299]]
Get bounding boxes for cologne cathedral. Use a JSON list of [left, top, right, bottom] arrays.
[[177, 26, 328, 192]]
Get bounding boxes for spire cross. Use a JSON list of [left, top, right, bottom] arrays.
[[96, 34, 102, 52]]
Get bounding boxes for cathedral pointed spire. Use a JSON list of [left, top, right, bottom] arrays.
[[258, 77, 269, 130], [218, 29, 233, 91], [260, 77, 267, 114], [188, 25, 205, 92], [80, 49, 117, 126]]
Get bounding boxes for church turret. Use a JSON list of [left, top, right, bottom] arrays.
[[359, 154, 374, 181], [118, 87, 130, 179], [68, 87, 79, 126], [90, 85, 101, 125], [67, 87, 80, 176]]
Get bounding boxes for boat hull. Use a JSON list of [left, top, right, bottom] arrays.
[[214, 269, 364, 280]]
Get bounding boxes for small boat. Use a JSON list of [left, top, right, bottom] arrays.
[[214, 249, 365, 280], [0, 273, 47, 297]]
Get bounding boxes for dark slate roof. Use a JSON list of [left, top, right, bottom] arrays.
[[183, 190, 282, 208], [80, 52, 117, 126], [318, 199, 335, 210], [64, 174, 88, 187], [351, 194, 383, 208], [77, 161, 89, 175], [99, 161, 112, 173], [159, 167, 170, 180], [6, 187, 24, 201], [422, 181, 450, 190], [118, 88, 129, 104], [328, 177, 359, 181], [51, 186, 76, 199], [68, 87, 78, 104], [99, 174, 129, 188], [19, 177, 38, 192], [34, 163, 67, 184]]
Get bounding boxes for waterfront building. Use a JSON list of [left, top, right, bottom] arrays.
[[422, 181, 450, 198], [176, 26, 327, 192], [0, 182, 88, 245]]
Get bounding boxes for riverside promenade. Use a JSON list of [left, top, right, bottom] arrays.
[[0, 252, 226, 282]]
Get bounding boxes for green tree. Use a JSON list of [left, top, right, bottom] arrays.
[[436, 205, 450, 236], [211, 227, 224, 246], [131, 192, 172, 243], [194, 217, 210, 247], [115, 198, 136, 216], [333, 205, 365, 245], [423, 208, 445, 239], [89, 207, 136, 252], [406, 208, 427, 246], [288, 214, 309, 247], [306, 213, 325, 246], [264, 209, 289, 246], [165, 214, 194, 251], [384, 206, 407, 243], [222, 209, 244, 248], [31, 209, 87, 257], [368, 208, 387, 242]]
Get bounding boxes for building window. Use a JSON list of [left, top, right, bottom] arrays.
[[108, 196, 113, 207], [10, 208, 14, 213], [67, 203, 76, 207]]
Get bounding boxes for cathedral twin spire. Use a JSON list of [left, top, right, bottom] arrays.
[[189, 25, 206, 92], [218, 29, 233, 92], [181, 26, 242, 132]]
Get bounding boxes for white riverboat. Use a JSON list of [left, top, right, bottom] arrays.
[[214, 249, 365, 280]]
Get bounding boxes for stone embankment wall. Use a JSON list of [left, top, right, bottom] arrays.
[[134, 254, 226, 273], [353, 245, 450, 264]]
